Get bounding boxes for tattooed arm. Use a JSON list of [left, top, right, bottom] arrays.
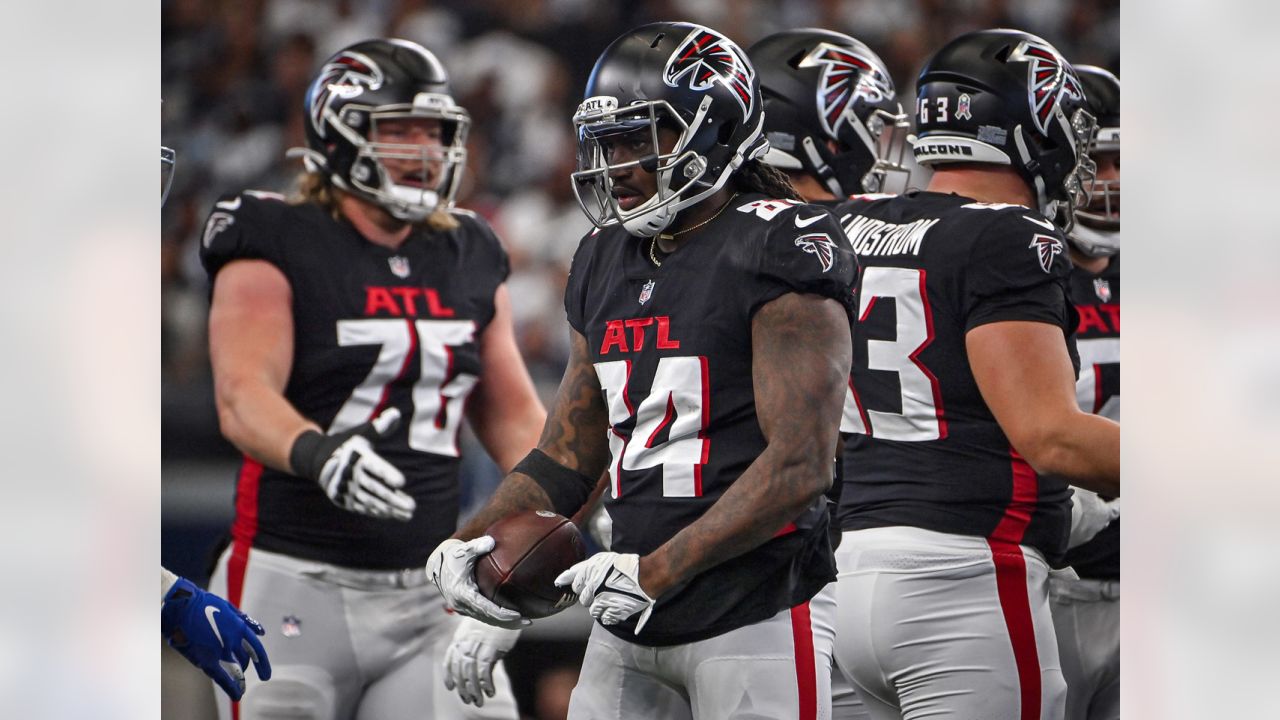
[[454, 329, 613, 540], [637, 292, 851, 598]]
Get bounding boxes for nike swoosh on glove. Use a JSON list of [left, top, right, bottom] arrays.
[[426, 537, 527, 629], [290, 408, 416, 522], [443, 618, 521, 707], [554, 552, 655, 634], [161, 577, 272, 700]]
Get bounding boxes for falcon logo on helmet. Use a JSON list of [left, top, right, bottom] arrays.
[[663, 27, 755, 119], [309, 52, 385, 139], [1009, 40, 1084, 136], [1030, 233, 1065, 273], [797, 43, 894, 139], [795, 233, 838, 272]]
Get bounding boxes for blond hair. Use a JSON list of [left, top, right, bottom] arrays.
[[291, 171, 460, 232]]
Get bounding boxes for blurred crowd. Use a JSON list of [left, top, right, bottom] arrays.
[[162, 0, 1118, 441]]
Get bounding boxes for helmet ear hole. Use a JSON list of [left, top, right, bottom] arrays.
[[716, 120, 738, 146]]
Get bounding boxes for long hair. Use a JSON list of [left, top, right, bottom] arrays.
[[730, 159, 803, 201], [291, 171, 460, 232]]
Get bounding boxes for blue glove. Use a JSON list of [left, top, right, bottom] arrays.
[[161, 577, 272, 700]]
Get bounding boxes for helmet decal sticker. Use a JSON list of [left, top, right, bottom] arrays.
[[797, 42, 894, 138], [309, 51, 385, 139], [663, 26, 755, 119], [1009, 40, 1084, 135]]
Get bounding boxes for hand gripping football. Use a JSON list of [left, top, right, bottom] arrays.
[[473, 510, 587, 618]]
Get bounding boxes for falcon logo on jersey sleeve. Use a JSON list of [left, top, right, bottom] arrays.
[[202, 211, 235, 249], [1009, 39, 1085, 135], [308, 51, 385, 139], [797, 42, 894, 138], [1030, 233, 1065, 273], [663, 26, 755, 119], [795, 233, 838, 272]]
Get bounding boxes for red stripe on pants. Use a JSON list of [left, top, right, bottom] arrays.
[[227, 457, 263, 720], [988, 541, 1041, 720], [985, 449, 1041, 719], [790, 601, 817, 720]]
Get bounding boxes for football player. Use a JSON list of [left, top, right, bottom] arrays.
[[831, 29, 1119, 719], [749, 28, 910, 204], [1050, 65, 1122, 720], [429, 21, 857, 719], [748, 27, 910, 720], [199, 39, 544, 719]]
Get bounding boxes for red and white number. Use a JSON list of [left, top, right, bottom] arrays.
[[842, 267, 946, 441], [1075, 337, 1119, 420], [330, 318, 478, 456], [594, 356, 710, 498]]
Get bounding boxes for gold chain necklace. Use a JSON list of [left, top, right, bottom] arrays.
[[648, 193, 739, 267]]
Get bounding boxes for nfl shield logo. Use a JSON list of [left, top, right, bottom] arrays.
[[389, 256, 411, 278], [1093, 277, 1112, 302], [281, 615, 302, 638], [639, 279, 655, 305]]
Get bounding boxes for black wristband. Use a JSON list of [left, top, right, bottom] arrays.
[[289, 429, 328, 480], [512, 448, 597, 517]]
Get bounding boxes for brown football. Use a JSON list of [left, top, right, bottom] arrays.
[[473, 510, 587, 618]]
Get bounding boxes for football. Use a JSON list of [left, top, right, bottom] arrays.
[[474, 510, 588, 618]]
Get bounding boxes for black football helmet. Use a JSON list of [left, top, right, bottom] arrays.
[[161, 145, 176, 207], [910, 29, 1096, 230], [571, 22, 769, 238], [748, 28, 909, 196], [296, 39, 470, 222], [1070, 65, 1119, 256]]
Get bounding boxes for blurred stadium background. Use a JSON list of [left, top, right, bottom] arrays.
[[162, 1, 1118, 717]]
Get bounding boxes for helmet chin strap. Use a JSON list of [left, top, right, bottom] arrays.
[[623, 199, 677, 238], [1068, 223, 1120, 257], [384, 184, 440, 222]]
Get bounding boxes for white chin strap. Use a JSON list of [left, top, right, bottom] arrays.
[[623, 201, 677, 238], [384, 184, 440, 222], [1069, 224, 1120, 257]]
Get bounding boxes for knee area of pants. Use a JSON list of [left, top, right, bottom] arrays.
[[240, 670, 336, 719]]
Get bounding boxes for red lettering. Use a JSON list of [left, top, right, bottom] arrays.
[[624, 318, 654, 351], [1100, 303, 1120, 333], [1076, 305, 1107, 334], [656, 316, 681, 350], [424, 289, 455, 318], [365, 287, 401, 316], [600, 320, 629, 354], [391, 287, 420, 316]]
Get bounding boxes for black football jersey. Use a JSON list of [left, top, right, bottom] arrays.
[[1062, 254, 1120, 580], [199, 192, 510, 570], [564, 194, 858, 646], [834, 191, 1077, 563]]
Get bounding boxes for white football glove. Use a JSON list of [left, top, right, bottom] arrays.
[[555, 552, 655, 634], [1068, 486, 1121, 549], [426, 537, 527, 628], [443, 618, 521, 707], [291, 408, 416, 521]]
